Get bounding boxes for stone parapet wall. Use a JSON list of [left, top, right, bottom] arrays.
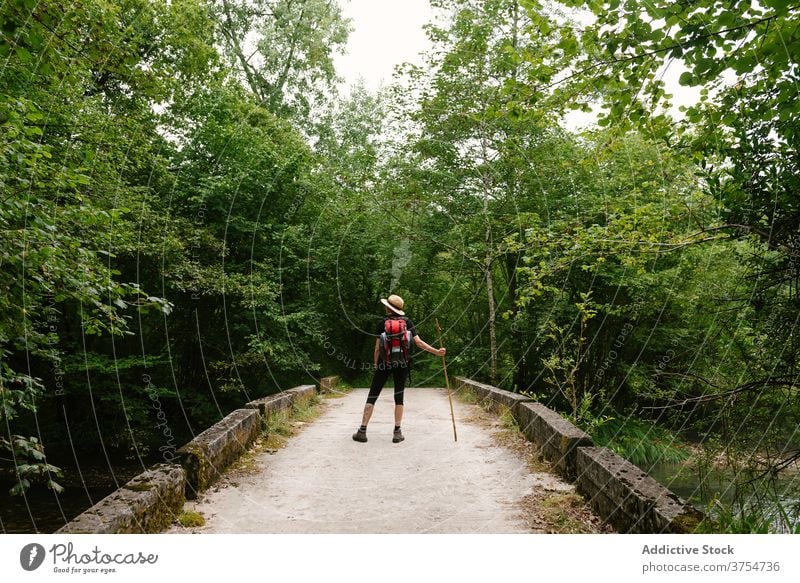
[[245, 392, 293, 417], [453, 376, 703, 533], [319, 376, 339, 393], [455, 376, 533, 413], [177, 408, 262, 498], [57, 464, 185, 534], [576, 447, 702, 533], [514, 402, 593, 480], [283, 384, 317, 405], [58, 383, 324, 532]]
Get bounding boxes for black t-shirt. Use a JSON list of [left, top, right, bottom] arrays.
[[375, 316, 417, 338]]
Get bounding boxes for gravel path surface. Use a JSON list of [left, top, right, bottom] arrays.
[[170, 388, 576, 534]]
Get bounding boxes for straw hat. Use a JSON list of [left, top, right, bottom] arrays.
[[380, 294, 405, 316]]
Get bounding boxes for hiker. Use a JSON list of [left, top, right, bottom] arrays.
[[352, 294, 445, 443]]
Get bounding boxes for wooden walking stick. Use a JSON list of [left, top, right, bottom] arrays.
[[435, 318, 457, 442]]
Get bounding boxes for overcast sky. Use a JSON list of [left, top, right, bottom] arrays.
[[333, 0, 700, 128], [333, 0, 434, 93]]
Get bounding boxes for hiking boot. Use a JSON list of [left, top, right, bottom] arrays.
[[392, 428, 404, 443], [352, 428, 368, 443]]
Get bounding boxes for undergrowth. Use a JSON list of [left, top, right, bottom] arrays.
[[455, 386, 481, 405], [262, 394, 322, 448], [590, 417, 691, 467]]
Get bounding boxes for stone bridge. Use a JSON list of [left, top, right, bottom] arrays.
[[57, 378, 702, 534]]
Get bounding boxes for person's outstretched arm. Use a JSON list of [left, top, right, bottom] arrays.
[[414, 335, 446, 357]]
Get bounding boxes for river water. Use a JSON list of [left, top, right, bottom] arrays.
[[647, 460, 800, 532], [0, 463, 147, 534]]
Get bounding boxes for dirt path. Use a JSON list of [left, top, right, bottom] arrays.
[[169, 388, 588, 534]]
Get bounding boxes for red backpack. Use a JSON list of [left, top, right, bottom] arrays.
[[380, 317, 412, 364]]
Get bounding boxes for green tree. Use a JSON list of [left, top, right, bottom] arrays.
[[0, 0, 213, 492], [217, 0, 351, 123], [395, 0, 572, 385], [556, 0, 800, 290]]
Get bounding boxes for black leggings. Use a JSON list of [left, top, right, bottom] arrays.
[[366, 363, 408, 406]]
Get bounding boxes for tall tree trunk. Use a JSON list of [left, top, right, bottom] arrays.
[[270, 0, 309, 113], [220, 0, 265, 103], [507, 250, 528, 389], [480, 150, 498, 385], [485, 224, 497, 385]]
